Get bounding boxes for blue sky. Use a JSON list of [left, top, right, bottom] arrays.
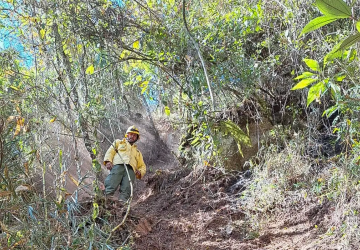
[[0, 28, 33, 67], [0, 1, 33, 67], [0, 0, 126, 67]]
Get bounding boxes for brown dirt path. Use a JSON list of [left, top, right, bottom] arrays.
[[129, 166, 259, 249], [127, 164, 329, 250]]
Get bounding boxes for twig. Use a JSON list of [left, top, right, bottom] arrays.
[[180, 168, 206, 190], [121, 233, 131, 246]]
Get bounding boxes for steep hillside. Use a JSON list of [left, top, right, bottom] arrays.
[[1, 0, 360, 249]]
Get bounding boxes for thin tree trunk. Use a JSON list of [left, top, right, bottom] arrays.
[[141, 94, 161, 142], [53, 23, 82, 179]]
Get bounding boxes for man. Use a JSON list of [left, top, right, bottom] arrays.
[[103, 125, 146, 203]]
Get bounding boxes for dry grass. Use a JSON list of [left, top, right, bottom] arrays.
[[238, 125, 360, 249]]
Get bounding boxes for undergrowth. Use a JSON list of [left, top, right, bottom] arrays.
[[239, 124, 360, 248]]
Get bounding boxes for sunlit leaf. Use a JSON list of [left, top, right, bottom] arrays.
[[10, 86, 19, 91], [315, 0, 351, 17], [77, 44, 83, 53], [303, 59, 320, 71], [133, 40, 140, 49], [40, 29, 45, 39], [307, 81, 327, 106], [14, 118, 24, 136], [335, 75, 346, 81], [357, 21, 360, 32], [300, 16, 339, 36], [294, 72, 315, 80], [220, 120, 251, 157], [14, 124, 21, 136], [164, 106, 170, 116], [323, 105, 338, 117], [191, 137, 200, 145], [85, 65, 94, 75], [348, 48, 357, 62], [49, 117, 56, 123], [120, 50, 130, 59], [291, 78, 318, 90], [19, 117, 25, 126], [141, 81, 149, 94]]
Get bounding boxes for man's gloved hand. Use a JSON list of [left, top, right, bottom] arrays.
[[135, 170, 141, 179], [105, 161, 113, 170]]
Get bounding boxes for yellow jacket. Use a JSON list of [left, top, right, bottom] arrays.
[[103, 139, 146, 179]]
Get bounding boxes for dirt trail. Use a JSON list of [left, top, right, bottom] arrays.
[[125, 161, 329, 250], [131, 166, 253, 250]]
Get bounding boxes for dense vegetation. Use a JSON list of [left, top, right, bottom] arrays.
[[1, 0, 360, 248]]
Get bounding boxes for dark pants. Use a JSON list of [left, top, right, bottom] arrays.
[[104, 164, 135, 202]]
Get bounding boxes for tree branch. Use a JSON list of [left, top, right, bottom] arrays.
[[182, 0, 214, 111]]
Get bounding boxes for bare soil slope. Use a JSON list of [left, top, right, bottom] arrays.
[[127, 165, 329, 250]]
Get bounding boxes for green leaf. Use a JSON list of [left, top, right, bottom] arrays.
[[220, 120, 251, 157], [141, 81, 149, 94], [307, 81, 327, 106], [300, 16, 340, 36], [315, 0, 351, 17], [339, 33, 360, 51], [348, 48, 357, 62], [335, 74, 346, 81], [325, 33, 360, 64], [133, 40, 140, 49], [191, 137, 200, 145], [323, 105, 338, 118], [291, 78, 318, 90], [164, 106, 170, 116], [40, 29, 45, 39], [357, 21, 360, 32], [294, 72, 315, 80], [303, 59, 320, 71], [85, 65, 94, 75], [120, 50, 130, 59], [10, 85, 19, 91], [329, 83, 341, 99], [324, 42, 343, 64], [92, 159, 101, 173], [92, 203, 99, 220]]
